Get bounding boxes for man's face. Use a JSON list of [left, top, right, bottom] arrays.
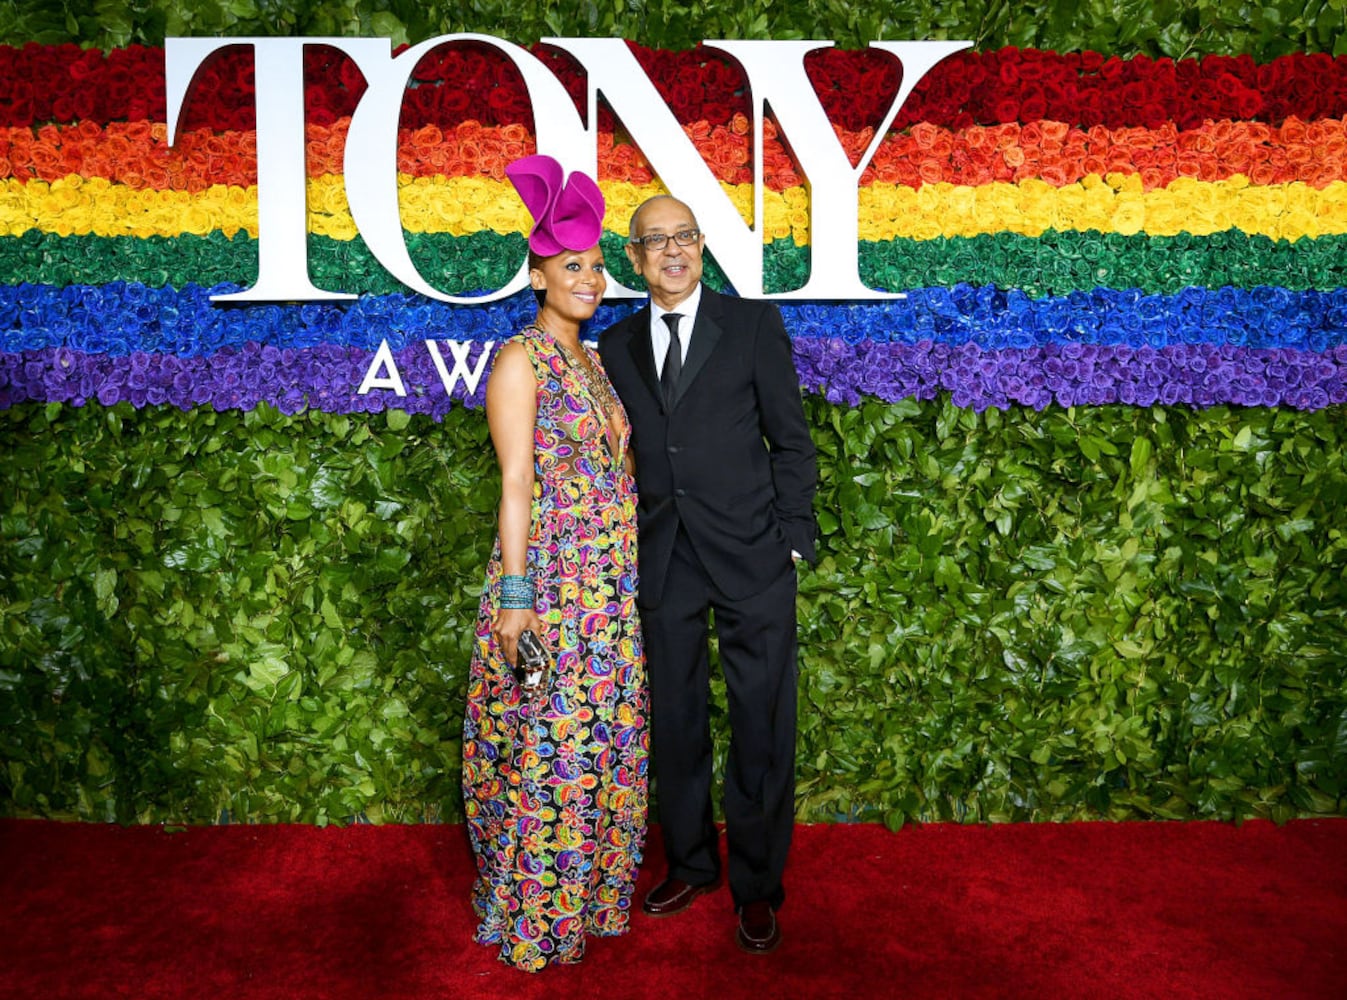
[[625, 198, 705, 311]]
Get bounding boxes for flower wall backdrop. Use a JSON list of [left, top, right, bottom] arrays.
[[2, 4, 1345, 826], [4, 44, 1347, 413]]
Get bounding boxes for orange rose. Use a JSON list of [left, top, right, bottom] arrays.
[[411, 123, 443, 150], [872, 160, 903, 184], [1249, 162, 1276, 185], [1286, 144, 1312, 166], [1138, 167, 1166, 189], [1040, 156, 1071, 186], [1221, 143, 1253, 173], [1002, 145, 1025, 169], [1280, 116, 1307, 144], [1041, 120, 1069, 145], [907, 121, 937, 149], [30, 142, 61, 176]]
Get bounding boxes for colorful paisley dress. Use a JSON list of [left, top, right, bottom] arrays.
[[462, 326, 649, 972]]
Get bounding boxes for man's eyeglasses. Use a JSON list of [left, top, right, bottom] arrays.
[[629, 228, 701, 251]]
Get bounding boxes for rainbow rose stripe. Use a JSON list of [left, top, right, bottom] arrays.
[[7, 341, 1343, 416], [6, 175, 1347, 245], [4, 284, 1345, 413], [2, 43, 1347, 414], [3, 45, 1346, 132], [7, 116, 1347, 190]]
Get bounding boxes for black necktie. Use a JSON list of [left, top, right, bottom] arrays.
[[661, 313, 683, 404]]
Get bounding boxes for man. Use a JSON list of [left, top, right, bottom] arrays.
[[598, 195, 817, 954]]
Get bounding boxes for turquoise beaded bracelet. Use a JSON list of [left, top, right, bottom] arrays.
[[499, 574, 535, 610]]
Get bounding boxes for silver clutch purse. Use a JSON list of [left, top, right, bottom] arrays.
[[514, 629, 550, 694]]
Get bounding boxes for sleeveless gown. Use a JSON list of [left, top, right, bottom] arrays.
[[462, 326, 649, 972]]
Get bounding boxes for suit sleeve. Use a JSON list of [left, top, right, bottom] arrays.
[[753, 303, 819, 563]]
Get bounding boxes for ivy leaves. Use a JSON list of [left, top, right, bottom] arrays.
[[1, 0, 1342, 58], [2, 397, 1344, 826], [795, 397, 1347, 827], [0, 401, 495, 824]]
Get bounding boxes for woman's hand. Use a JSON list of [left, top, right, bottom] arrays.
[[492, 607, 545, 668]]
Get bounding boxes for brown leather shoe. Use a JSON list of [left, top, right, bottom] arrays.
[[736, 900, 781, 954], [642, 875, 721, 917]]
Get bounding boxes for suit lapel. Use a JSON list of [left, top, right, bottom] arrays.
[[671, 287, 723, 409], [623, 305, 662, 405]]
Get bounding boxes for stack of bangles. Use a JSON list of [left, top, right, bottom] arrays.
[[499, 574, 536, 610]]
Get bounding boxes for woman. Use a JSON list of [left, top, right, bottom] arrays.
[[461, 154, 648, 972]]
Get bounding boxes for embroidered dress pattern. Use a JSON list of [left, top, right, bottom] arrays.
[[462, 326, 648, 972]]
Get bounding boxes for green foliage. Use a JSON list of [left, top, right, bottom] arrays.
[[3, 398, 1345, 826], [1, 0, 1343, 58], [0, 401, 496, 824], [795, 398, 1347, 827]]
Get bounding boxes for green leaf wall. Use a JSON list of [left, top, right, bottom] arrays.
[[2, 0, 1345, 58], [4, 400, 1345, 825]]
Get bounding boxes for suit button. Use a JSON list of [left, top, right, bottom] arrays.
[[675, 489, 686, 497], [668, 445, 680, 454]]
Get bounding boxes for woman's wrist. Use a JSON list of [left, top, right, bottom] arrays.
[[499, 574, 535, 609]]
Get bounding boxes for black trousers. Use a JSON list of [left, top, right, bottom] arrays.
[[640, 530, 799, 909]]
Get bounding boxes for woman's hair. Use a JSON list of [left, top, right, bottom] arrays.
[[528, 248, 547, 306]]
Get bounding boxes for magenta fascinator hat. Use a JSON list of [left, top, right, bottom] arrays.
[[505, 154, 606, 257]]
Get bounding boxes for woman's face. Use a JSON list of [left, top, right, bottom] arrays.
[[530, 246, 607, 323]]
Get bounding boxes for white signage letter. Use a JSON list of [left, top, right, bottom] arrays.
[[707, 40, 969, 299], [546, 38, 767, 296], [166, 38, 383, 303], [357, 340, 407, 395], [549, 37, 969, 299], [426, 339, 495, 396], [344, 34, 642, 303]]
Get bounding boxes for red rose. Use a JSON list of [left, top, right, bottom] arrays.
[[1015, 50, 1046, 83], [1138, 103, 1167, 129], [993, 98, 1020, 124], [1019, 86, 1047, 122], [1235, 90, 1263, 119]]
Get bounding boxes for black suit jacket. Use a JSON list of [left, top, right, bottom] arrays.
[[598, 287, 817, 607]]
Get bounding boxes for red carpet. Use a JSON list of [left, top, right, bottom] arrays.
[[2, 818, 1344, 998]]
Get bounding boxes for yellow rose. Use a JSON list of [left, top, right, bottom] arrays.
[[1111, 198, 1145, 237], [1015, 179, 1056, 236], [762, 194, 792, 242], [909, 215, 944, 241], [1278, 206, 1318, 240]]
